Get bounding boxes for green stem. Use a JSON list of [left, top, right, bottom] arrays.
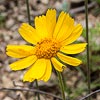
[[26, 0, 31, 25], [25, 0, 40, 100], [85, 0, 91, 100], [56, 71, 66, 100], [35, 80, 40, 100], [61, 72, 70, 97]]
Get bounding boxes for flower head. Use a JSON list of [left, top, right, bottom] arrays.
[[6, 9, 87, 82]]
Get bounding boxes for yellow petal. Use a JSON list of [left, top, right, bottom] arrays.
[[56, 14, 74, 41], [61, 24, 83, 45], [53, 11, 66, 38], [41, 59, 52, 82], [24, 78, 35, 82], [10, 55, 37, 70], [60, 43, 87, 54], [23, 59, 46, 82], [57, 52, 82, 66], [18, 23, 40, 44], [51, 57, 65, 72], [46, 9, 56, 36], [6, 45, 35, 58], [35, 15, 49, 39]]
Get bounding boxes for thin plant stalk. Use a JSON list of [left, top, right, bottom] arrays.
[[85, 0, 91, 100], [26, 0, 31, 25], [35, 79, 40, 100], [25, 0, 40, 100], [61, 72, 70, 98], [56, 71, 66, 100]]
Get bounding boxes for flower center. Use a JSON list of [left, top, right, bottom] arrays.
[[35, 38, 61, 59]]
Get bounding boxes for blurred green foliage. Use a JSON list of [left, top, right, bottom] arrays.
[[96, 0, 100, 4], [81, 23, 100, 71], [83, 23, 100, 51], [0, 14, 5, 27]]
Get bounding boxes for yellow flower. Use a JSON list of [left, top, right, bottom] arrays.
[[6, 9, 87, 82]]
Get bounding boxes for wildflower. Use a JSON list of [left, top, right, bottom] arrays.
[[6, 9, 87, 82]]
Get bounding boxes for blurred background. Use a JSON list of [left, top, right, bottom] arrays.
[[0, 0, 100, 100]]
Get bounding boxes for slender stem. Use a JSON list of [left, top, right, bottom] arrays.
[[85, 0, 91, 100], [26, 0, 31, 25], [61, 72, 70, 98], [35, 80, 40, 100], [56, 71, 66, 100], [25, 0, 40, 99]]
